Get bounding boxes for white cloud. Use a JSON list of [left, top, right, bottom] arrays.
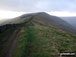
[[0, 10, 76, 20], [47, 11, 76, 17], [0, 0, 76, 12], [0, 10, 25, 19]]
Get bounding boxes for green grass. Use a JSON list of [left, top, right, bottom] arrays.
[[0, 28, 16, 57], [0, 22, 76, 57]]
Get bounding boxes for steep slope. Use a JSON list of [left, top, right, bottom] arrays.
[[0, 12, 76, 57], [34, 12, 76, 34], [1, 12, 76, 34]]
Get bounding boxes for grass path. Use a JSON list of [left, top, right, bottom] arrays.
[[0, 28, 17, 57], [3, 28, 21, 57], [22, 23, 37, 57]]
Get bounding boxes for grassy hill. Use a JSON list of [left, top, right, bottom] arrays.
[[0, 12, 76, 57]]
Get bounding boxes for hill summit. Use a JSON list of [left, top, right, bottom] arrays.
[[0, 12, 76, 57]]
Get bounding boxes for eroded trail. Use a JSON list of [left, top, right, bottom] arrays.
[[0, 28, 15, 57], [1, 16, 36, 57], [3, 28, 21, 57]]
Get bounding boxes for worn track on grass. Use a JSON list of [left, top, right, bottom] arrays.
[[3, 29, 21, 57], [0, 16, 34, 57]]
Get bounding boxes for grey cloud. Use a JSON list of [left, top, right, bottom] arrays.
[[0, 0, 76, 12]]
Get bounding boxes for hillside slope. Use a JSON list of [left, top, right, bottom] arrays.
[[1, 12, 76, 34], [0, 12, 76, 57], [61, 17, 76, 28]]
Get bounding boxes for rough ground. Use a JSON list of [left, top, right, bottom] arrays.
[[0, 13, 76, 57]]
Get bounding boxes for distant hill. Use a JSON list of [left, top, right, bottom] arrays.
[[0, 12, 76, 57], [1, 12, 76, 34], [61, 17, 76, 28]]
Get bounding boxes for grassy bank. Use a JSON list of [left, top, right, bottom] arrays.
[[0, 22, 76, 57]]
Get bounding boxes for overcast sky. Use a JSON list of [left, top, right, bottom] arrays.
[[0, 0, 76, 19], [0, 0, 76, 12]]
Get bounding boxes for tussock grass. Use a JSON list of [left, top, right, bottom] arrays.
[[0, 22, 76, 57]]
